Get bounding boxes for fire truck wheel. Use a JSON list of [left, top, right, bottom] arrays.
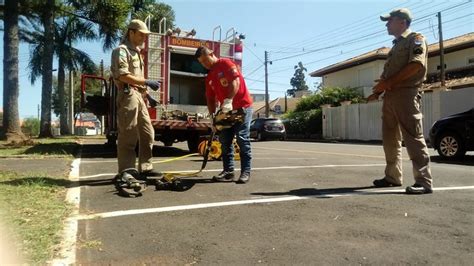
[[187, 134, 200, 153], [106, 135, 117, 146], [163, 140, 174, 147]]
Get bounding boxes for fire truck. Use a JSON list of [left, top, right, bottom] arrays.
[[81, 18, 244, 152]]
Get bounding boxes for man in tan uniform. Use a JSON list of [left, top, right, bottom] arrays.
[[367, 8, 433, 194], [111, 19, 161, 178]]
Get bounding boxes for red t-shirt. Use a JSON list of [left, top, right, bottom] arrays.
[[205, 58, 253, 109]]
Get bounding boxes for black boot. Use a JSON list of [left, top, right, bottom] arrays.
[[212, 171, 235, 182]]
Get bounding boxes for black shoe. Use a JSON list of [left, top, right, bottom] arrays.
[[212, 171, 235, 182], [373, 178, 402, 188], [406, 184, 433, 194], [236, 172, 250, 184]]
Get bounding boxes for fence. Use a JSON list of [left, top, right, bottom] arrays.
[[322, 87, 474, 141]]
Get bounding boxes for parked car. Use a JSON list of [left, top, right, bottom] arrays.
[[250, 118, 286, 141], [429, 108, 474, 159]]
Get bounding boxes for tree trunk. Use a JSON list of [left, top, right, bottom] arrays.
[[39, 0, 55, 138], [58, 57, 70, 135], [1, 0, 26, 142]]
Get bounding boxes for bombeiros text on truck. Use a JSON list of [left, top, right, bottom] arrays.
[[81, 18, 244, 152]]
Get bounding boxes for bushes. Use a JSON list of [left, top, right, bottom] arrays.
[[21, 118, 40, 137], [283, 86, 364, 138], [284, 109, 322, 135]]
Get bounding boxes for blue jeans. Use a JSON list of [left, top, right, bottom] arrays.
[[219, 107, 253, 174]]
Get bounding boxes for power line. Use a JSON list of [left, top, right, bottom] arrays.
[[246, 77, 288, 86], [269, 1, 472, 63], [243, 43, 264, 63], [268, 12, 473, 76], [268, 0, 454, 55], [269, 0, 416, 54], [249, 88, 284, 93], [244, 64, 264, 78]]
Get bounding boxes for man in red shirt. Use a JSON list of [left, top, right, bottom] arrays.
[[195, 46, 253, 184]]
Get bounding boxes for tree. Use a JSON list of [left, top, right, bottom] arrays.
[[132, 1, 175, 33], [38, 0, 56, 138], [54, 16, 97, 134], [68, 0, 132, 51], [1, 0, 27, 141], [21, 0, 131, 137], [287, 62, 309, 98], [4, 0, 174, 140], [21, 117, 40, 137]]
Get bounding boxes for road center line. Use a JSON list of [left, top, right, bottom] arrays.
[[75, 185, 474, 221], [78, 164, 385, 179]]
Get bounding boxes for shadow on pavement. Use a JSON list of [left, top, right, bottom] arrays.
[[430, 155, 474, 166], [0, 177, 114, 188], [252, 186, 405, 198], [79, 144, 192, 159], [0, 176, 216, 197], [24, 142, 80, 156]]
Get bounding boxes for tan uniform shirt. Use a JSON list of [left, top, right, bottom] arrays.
[[110, 39, 147, 92], [381, 29, 428, 89]]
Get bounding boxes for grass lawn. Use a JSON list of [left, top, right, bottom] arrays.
[[0, 171, 72, 263], [0, 137, 80, 263], [0, 136, 81, 157]]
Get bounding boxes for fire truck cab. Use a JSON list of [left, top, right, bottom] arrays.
[[81, 19, 243, 152]]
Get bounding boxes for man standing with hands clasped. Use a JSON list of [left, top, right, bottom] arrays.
[[111, 19, 162, 179], [195, 46, 253, 184], [367, 8, 433, 194]]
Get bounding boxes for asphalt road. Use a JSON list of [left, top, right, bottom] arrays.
[[73, 139, 474, 265]]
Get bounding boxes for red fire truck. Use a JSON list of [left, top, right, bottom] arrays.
[[81, 19, 243, 152]]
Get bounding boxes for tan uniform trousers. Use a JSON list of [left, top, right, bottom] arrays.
[[382, 88, 432, 188], [116, 89, 154, 172]]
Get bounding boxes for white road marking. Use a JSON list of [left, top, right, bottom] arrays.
[[78, 164, 386, 179], [51, 158, 81, 265], [256, 146, 387, 159], [80, 156, 335, 164], [75, 185, 474, 221]]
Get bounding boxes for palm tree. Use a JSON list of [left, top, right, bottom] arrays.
[[1, 0, 26, 141], [55, 16, 97, 134], [21, 15, 98, 135], [9, 0, 171, 139], [38, 0, 55, 138]]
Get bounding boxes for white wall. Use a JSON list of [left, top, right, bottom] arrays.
[[427, 47, 474, 73], [322, 87, 474, 141], [322, 60, 386, 89], [321, 47, 474, 89]]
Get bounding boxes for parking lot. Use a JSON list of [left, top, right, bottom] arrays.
[[68, 139, 473, 265]]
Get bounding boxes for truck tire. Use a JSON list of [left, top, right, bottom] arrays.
[[187, 134, 200, 153], [106, 135, 117, 146], [163, 140, 174, 147]]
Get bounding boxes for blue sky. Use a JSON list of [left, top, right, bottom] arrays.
[[1, 0, 473, 118]]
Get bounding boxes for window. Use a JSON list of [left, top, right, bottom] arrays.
[[467, 57, 474, 65]]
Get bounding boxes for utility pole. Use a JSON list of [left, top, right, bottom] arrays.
[[264, 51, 269, 118], [100, 59, 105, 135], [437, 12, 446, 87]]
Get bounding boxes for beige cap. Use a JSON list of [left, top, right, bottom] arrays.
[[380, 8, 413, 23], [128, 19, 151, 34]]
